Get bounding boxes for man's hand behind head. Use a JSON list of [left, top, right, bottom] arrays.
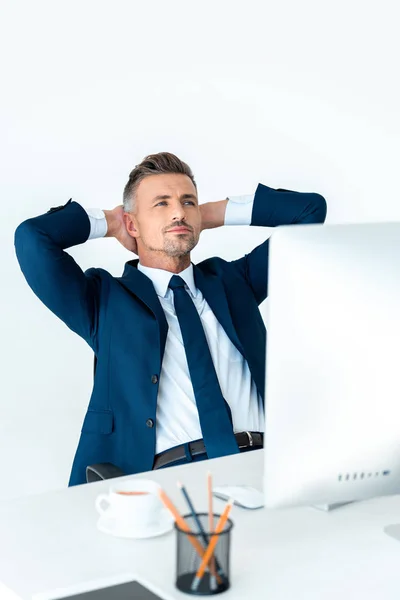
[[199, 200, 229, 231], [104, 205, 138, 254]]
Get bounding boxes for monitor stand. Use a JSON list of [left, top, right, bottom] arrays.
[[383, 523, 400, 542], [312, 501, 354, 511]]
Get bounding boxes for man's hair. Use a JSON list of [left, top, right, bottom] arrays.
[[123, 152, 197, 212]]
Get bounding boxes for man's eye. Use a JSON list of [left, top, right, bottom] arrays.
[[155, 201, 167, 207], [184, 201, 195, 206]]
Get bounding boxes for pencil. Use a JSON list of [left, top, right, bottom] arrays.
[[207, 471, 217, 590], [207, 472, 213, 532], [191, 498, 234, 592], [177, 480, 205, 538]]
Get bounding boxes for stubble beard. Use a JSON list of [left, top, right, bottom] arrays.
[[143, 232, 198, 258], [163, 232, 197, 257]]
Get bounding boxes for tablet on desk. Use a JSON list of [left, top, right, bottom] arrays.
[[33, 576, 168, 600], [57, 580, 164, 599]]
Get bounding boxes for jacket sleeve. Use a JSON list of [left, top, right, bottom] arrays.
[[230, 183, 327, 305], [14, 199, 102, 348]]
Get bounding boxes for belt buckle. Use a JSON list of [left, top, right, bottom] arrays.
[[239, 431, 254, 449]]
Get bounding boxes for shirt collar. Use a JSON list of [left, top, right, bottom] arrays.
[[137, 262, 197, 299]]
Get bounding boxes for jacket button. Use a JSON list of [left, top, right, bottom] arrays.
[[151, 374, 159, 384], [146, 418, 154, 428]]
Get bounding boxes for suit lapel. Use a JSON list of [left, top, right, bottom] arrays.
[[117, 260, 168, 363], [118, 260, 244, 361], [193, 265, 244, 356]]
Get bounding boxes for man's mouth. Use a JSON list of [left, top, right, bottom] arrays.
[[166, 227, 192, 233]]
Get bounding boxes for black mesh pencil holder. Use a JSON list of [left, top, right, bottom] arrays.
[[175, 513, 233, 596]]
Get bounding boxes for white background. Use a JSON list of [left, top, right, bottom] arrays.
[[1, 0, 399, 501]]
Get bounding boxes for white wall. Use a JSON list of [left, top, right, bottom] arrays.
[[1, 0, 399, 501]]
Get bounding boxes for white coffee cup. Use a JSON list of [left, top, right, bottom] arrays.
[[95, 479, 163, 532]]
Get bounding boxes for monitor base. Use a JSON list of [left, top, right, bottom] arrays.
[[383, 523, 400, 542], [312, 501, 354, 511]]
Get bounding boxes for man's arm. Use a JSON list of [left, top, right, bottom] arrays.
[[201, 183, 327, 305], [14, 200, 104, 346]]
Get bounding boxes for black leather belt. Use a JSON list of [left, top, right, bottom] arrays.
[[153, 431, 264, 470]]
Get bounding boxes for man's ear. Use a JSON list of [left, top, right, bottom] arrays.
[[123, 212, 139, 239]]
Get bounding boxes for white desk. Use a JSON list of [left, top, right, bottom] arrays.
[[1, 450, 400, 600]]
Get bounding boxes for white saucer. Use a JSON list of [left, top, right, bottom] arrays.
[[96, 509, 174, 539]]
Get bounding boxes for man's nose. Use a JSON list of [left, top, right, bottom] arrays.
[[171, 202, 186, 221]]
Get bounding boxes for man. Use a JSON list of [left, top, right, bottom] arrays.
[[15, 152, 327, 485]]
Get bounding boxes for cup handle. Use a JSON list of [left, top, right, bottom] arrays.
[[95, 494, 110, 515]]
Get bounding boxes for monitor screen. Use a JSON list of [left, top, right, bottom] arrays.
[[263, 221, 400, 508]]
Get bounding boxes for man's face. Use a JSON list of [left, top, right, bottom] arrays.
[[127, 173, 201, 258]]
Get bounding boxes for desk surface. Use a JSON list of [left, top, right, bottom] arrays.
[[1, 450, 400, 600]]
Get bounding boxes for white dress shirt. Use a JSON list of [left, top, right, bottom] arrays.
[[86, 195, 264, 454]]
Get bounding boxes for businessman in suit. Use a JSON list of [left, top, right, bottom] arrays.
[[15, 152, 327, 486]]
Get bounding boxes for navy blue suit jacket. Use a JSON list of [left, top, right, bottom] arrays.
[[14, 183, 327, 485]]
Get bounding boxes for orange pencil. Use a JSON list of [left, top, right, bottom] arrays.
[[207, 471, 213, 531], [191, 498, 234, 591], [158, 489, 203, 554], [207, 471, 217, 589]]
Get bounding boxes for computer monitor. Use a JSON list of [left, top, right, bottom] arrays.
[[262, 221, 400, 509]]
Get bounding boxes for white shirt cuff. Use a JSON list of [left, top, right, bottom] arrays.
[[86, 208, 108, 239], [224, 194, 254, 226]]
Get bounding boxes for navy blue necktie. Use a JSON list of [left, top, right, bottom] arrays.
[[169, 275, 239, 458]]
